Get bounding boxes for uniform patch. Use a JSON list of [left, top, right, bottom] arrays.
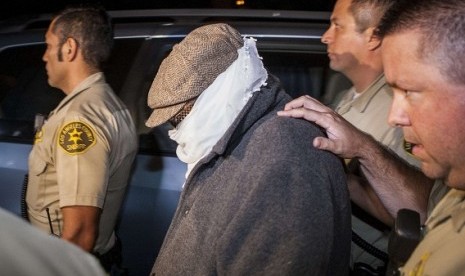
[[58, 122, 96, 154]]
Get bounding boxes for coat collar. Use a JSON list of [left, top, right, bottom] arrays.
[[186, 74, 286, 182]]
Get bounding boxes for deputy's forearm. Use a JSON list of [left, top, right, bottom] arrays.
[[61, 206, 100, 252], [61, 225, 97, 252], [356, 135, 433, 223], [348, 173, 395, 226]]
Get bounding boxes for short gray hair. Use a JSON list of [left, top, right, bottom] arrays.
[[377, 0, 465, 86], [349, 0, 392, 33]]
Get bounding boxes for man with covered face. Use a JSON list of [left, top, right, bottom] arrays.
[[146, 23, 351, 275]]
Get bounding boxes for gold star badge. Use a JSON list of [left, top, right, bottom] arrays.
[[58, 122, 96, 155]]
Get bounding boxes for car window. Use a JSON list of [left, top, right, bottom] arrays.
[[0, 38, 144, 143], [0, 44, 59, 142], [261, 51, 329, 99], [0, 36, 330, 155]]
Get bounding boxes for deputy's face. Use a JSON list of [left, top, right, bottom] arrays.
[[321, 0, 367, 75], [43, 20, 67, 91], [383, 30, 465, 188]]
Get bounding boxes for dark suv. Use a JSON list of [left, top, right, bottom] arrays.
[[0, 9, 348, 275]]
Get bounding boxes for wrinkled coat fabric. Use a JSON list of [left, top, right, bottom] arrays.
[[152, 76, 351, 276]]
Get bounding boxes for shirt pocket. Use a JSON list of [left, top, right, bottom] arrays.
[[26, 158, 51, 212]]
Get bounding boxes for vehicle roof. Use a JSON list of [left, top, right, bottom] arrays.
[[0, 8, 329, 32], [0, 9, 330, 52]]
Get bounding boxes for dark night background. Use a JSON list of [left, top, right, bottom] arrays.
[[0, 0, 335, 20]]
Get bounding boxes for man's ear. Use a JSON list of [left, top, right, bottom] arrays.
[[63, 37, 79, 61], [365, 27, 382, 51]]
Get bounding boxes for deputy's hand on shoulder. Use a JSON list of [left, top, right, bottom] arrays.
[[277, 95, 371, 159]]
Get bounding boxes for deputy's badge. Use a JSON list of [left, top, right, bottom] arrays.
[[407, 252, 430, 276], [34, 129, 43, 144], [58, 122, 96, 155], [404, 139, 413, 155], [33, 114, 46, 144]]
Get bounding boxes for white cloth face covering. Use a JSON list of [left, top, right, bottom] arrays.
[[169, 37, 268, 179]]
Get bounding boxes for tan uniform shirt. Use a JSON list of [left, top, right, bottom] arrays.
[[401, 188, 465, 275], [335, 75, 449, 268], [336, 75, 417, 164], [335, 75, 422, 267], [26, 73, 137, 254]]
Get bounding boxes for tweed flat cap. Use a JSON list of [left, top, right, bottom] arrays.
[[145, 23, 244, 127]]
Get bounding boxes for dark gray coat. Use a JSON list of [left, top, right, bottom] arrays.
[[152, 76, 351, 276]]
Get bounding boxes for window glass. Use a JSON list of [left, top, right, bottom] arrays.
[[261, 51, 329, 99], [0, 38, 144, 142], [0, 44, 57, 141]]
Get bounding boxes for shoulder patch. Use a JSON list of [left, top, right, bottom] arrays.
[[58, 122, 96, 155]]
